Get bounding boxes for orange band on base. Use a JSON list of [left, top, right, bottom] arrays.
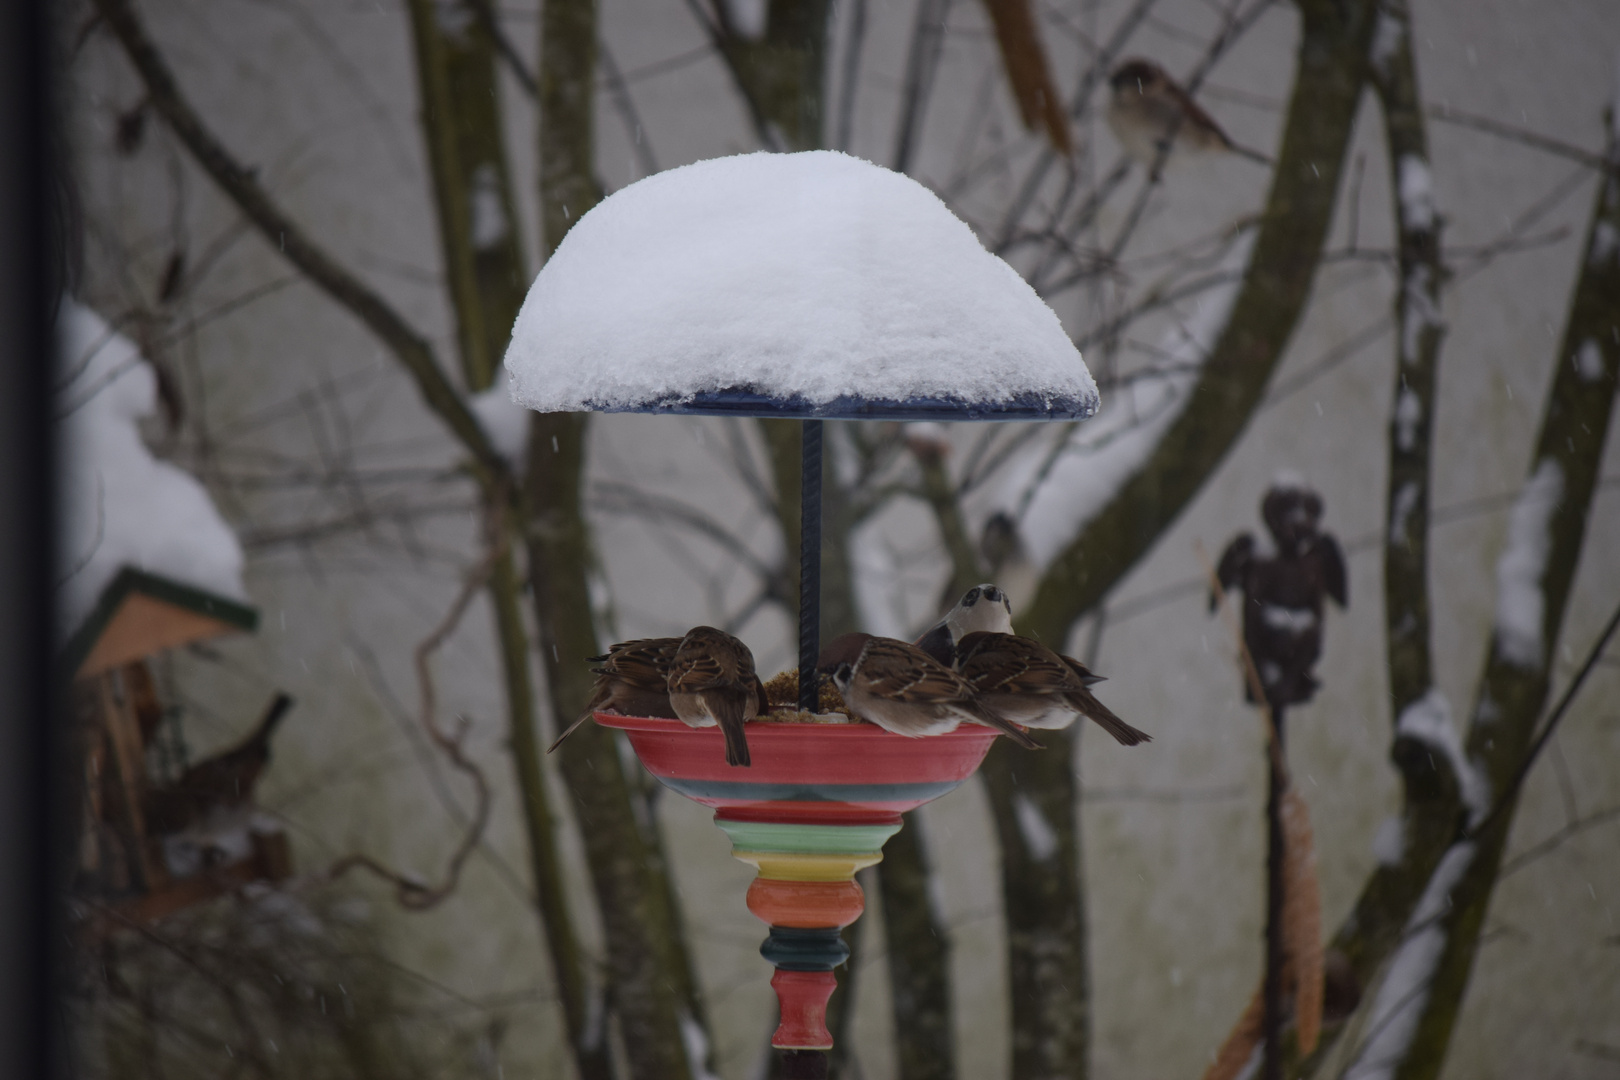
[[747, 878, 866, 929]]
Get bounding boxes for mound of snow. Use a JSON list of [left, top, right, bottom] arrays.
[[56, 299, 248, 638], [503, 151, 1096, 417]]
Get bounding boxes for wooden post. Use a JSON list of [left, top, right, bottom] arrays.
[[1262, 705, 1286, 1080], [97, 670, 165, 893]]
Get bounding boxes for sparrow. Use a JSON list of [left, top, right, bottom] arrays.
[[817, 633, 1041, 748], [546, 637, 682, 753], [954, 631, 1151, 746], [667, 626, 767, 768], [1212, 476, 1347, 708], [914, 583, 1015, 666], [1107, 58, 1271, 170], [979, 512, 1040, 617], [144, 693, 294, 835]]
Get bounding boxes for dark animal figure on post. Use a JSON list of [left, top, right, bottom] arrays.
[[1212, 479, 1348, 709]]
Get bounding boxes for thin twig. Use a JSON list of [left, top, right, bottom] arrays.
[[1427, 102, 1619, 176], [600, 41, 660, 178], [327, 538, 502, 909], [467, 0, 539, 98], [1500, 802, 1620, 878], [892, 0, 953, 173]]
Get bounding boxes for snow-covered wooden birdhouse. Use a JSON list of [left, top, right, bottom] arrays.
[[57, 300, 292, 930]]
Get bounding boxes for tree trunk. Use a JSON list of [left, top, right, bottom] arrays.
[[1020, 0, 1376, 640], [997, 3, 1375, 1074], [1338, 109, 1620, 1080], [873, 815, 956, 1080], [980, 732, 1091, 1076], [527, 1, 707, 1075], [404, 0, 528, 391], [405, 7, 615, 1077], [525, 412, 695, 1080], [1295, 3, 1455, 1068]]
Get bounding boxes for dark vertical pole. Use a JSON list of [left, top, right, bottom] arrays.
[[797, 419, 823, 712], [0, 2, 54, 1077], [786, 418, 828, 1073], [781, 1049, 830, 1078], [1262, 706, 1287, 1080]]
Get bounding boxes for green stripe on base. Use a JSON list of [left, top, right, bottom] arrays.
[[716, 820, 901, 855]]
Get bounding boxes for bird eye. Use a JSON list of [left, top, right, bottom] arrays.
[[964, 587, 981, 605]]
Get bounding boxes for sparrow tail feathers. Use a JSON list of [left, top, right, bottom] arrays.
[[1070, 691, 1152, 746], [243, 692, 294, 754], [970, 705, 1043, 749], [546, 709, 594, 754], [706, 690, 753, 767]]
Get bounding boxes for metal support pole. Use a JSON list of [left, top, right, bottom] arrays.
[[1262, 705, 1286, 1080], [797, 419, 823, 713]]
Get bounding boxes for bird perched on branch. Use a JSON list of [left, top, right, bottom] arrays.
[[818, 632, 1041, 748], [954, 631, 1151, 746], [143, 693, 294, 835], [667, 626, 768, 768], [547, 637, 682, 753], [979, 512, 1040, 617], [1211, 477, 1348, 709], [915, 583, 1015, 666], [1107, 58, 1271, 171]]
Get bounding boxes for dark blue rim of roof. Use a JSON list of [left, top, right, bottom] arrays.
[[581, 388, 1099, 422]]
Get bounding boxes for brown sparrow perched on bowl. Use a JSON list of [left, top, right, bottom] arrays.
[[818, 632, 1041, 749], [547, 637, 682, 753], [914, 583, 1016, 666], [1107, 58, 1270, 170], [954, 631, 1151, 746], [668, 626, 767, 767]]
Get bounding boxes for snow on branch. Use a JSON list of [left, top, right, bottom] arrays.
[[1343, 841, 1476, 1080], [1491, 459, 1563, 670], [1394, 690, 1490, 825]]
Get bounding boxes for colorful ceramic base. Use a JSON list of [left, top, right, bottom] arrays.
[[594, 714, 997, 1049]]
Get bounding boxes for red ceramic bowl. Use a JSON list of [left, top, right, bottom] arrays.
[[594, 714, 998, 826]]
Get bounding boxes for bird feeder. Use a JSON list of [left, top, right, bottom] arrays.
[[504, 150, 1097, 1065], [63, 566, 293, 931]]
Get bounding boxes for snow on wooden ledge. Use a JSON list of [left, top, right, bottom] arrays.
[[502, 151, 1097, 420]]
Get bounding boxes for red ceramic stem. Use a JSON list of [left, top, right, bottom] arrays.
[[772, 970, 838, 1050]]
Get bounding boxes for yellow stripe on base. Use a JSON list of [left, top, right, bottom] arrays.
[[732, 850, 883, 882]]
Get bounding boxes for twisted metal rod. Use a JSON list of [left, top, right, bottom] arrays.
[[797, 420, 824, 712]]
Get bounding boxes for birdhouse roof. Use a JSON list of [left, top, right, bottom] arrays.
[[502, 151, 1097, 420], [62, 566, 258, 681]]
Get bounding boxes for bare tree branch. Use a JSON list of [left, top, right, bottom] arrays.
[[328, 546, 498, 910], [91, 0, 505, 479], [1331, 92, 1620, 1080]]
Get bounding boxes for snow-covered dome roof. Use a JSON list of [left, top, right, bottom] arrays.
[[503, 151, 1096, 420]]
